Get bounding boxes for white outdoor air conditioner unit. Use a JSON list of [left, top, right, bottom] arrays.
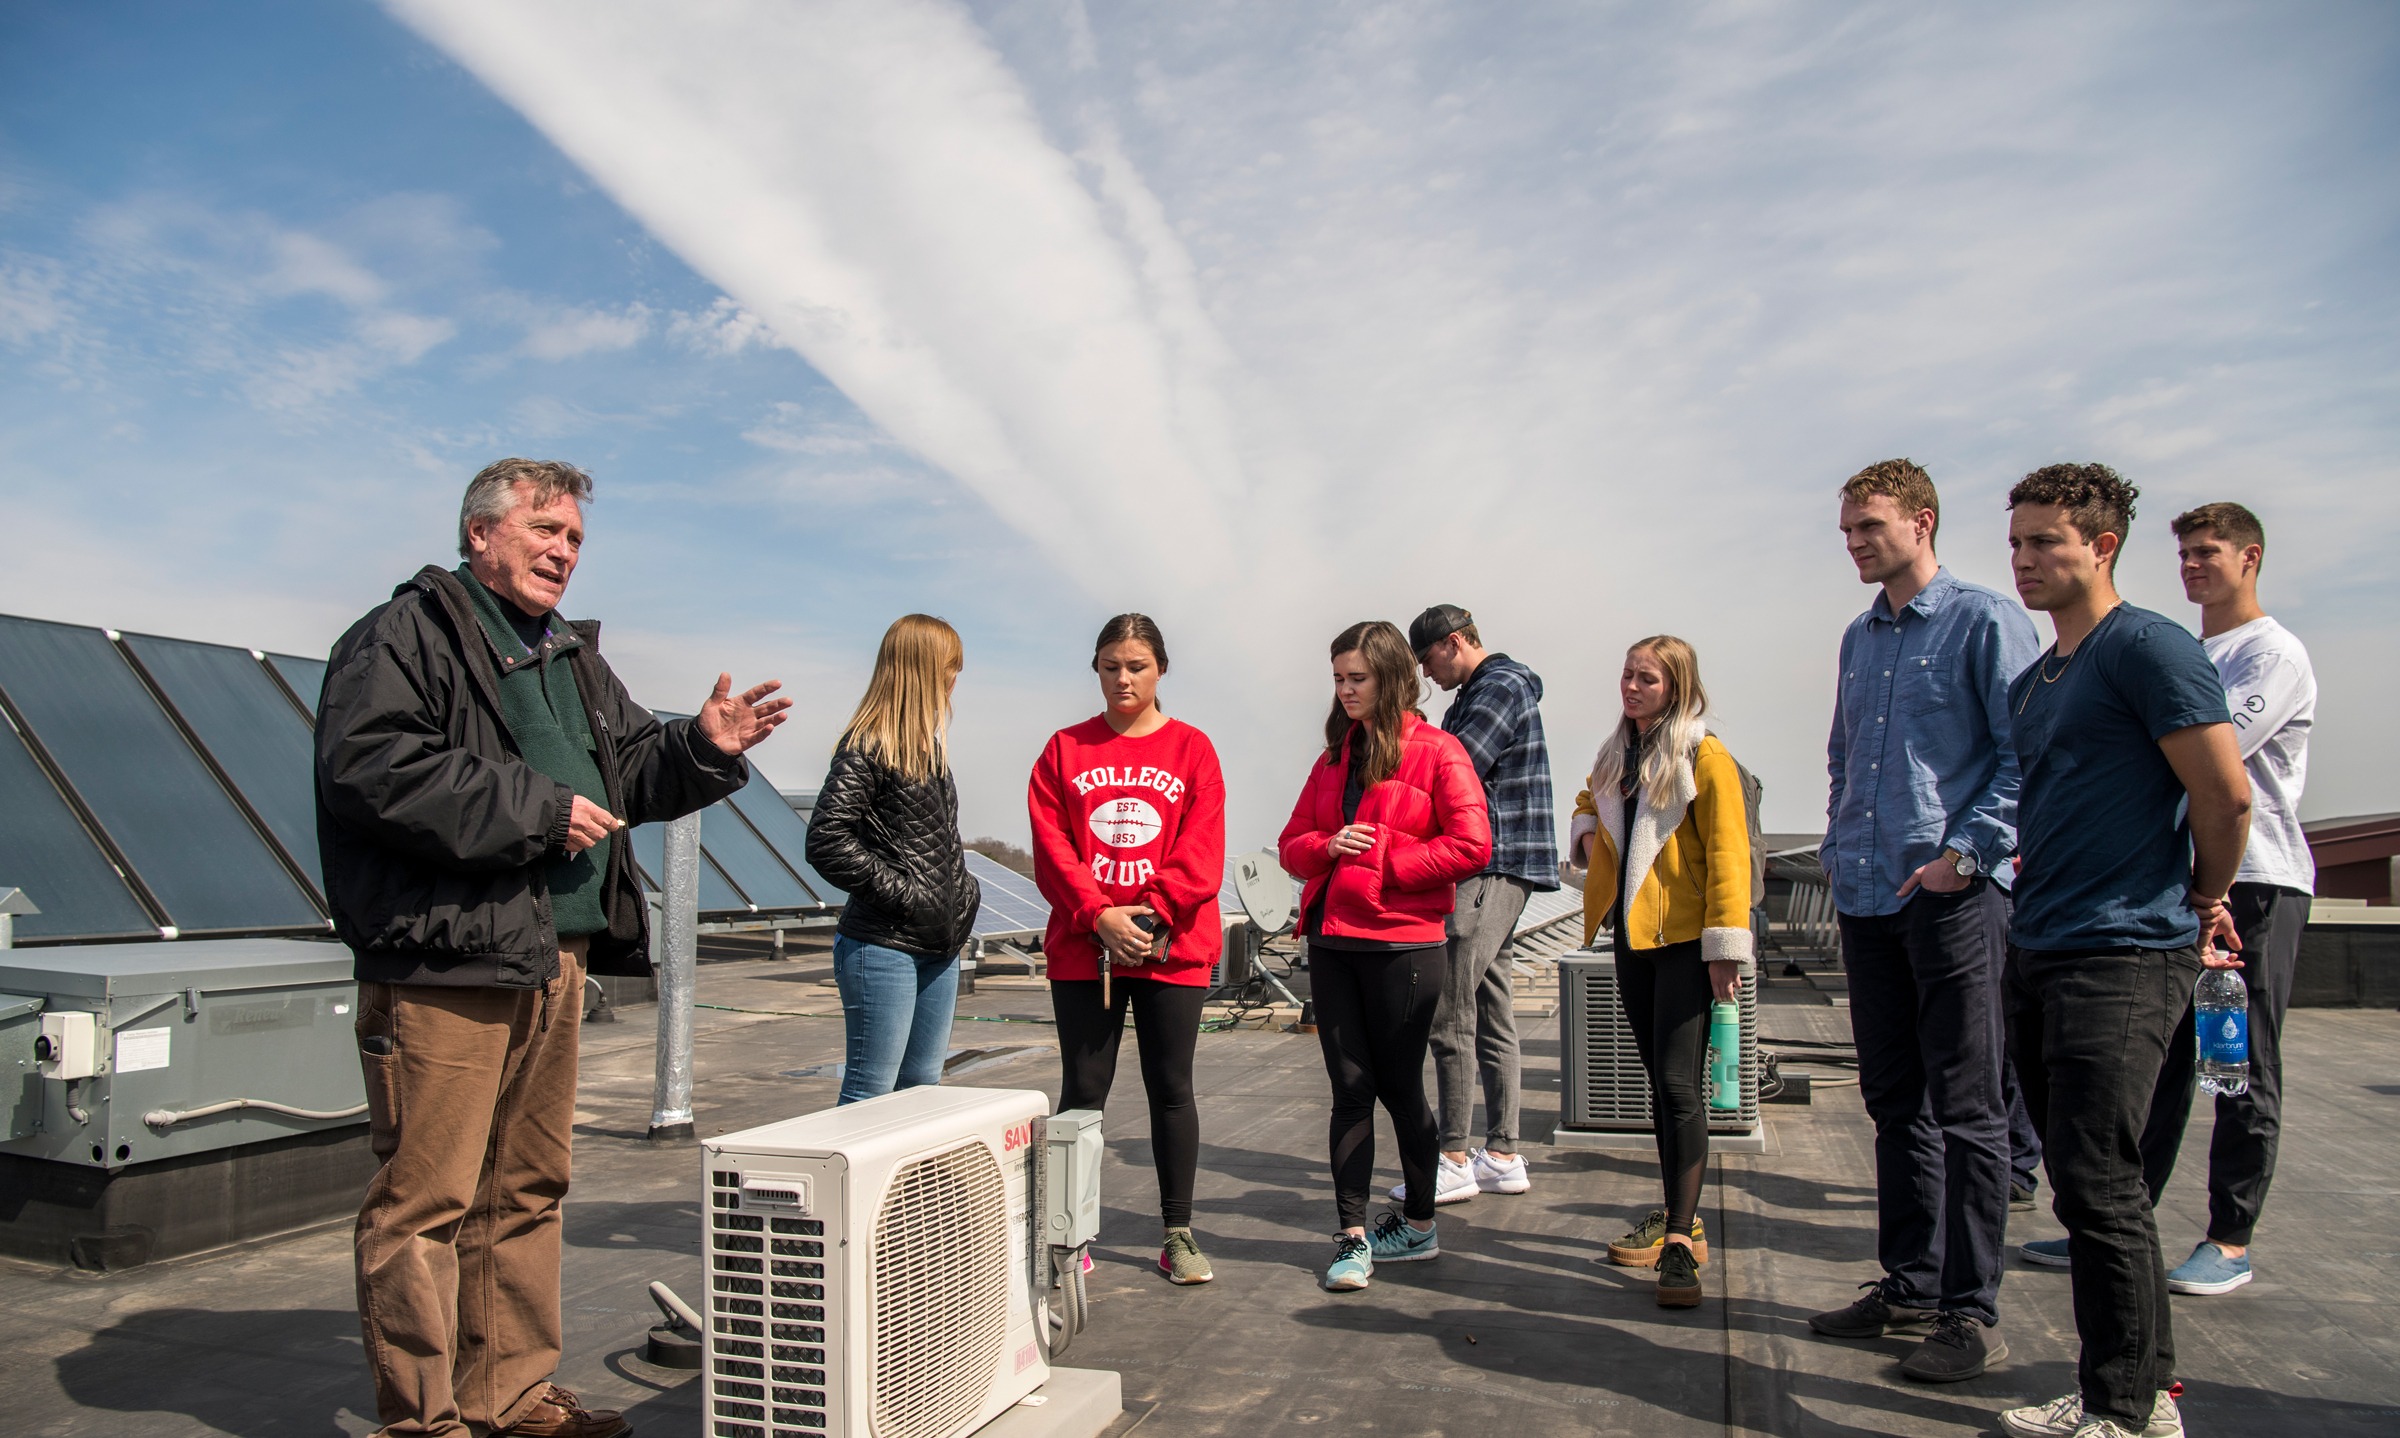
[[701, 1086, 1098, 1438]]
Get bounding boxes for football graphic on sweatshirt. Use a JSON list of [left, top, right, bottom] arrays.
[[1090, 796, 1164, 848]]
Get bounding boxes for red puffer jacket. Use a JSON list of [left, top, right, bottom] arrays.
[[1278, 713, 1494, 946]]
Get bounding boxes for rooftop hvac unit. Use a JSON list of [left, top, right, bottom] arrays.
[[700, 1087, 1101, 1438], [1557, 950, 1763, 1150]]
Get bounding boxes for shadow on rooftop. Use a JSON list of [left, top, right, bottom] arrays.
[[54, 1306, 369, 1437]]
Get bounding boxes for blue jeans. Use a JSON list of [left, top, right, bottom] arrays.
[[832, 935, 958, 1104]]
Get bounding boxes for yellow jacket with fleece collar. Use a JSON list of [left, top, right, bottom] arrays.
[[1563, 732, 1754, 966]]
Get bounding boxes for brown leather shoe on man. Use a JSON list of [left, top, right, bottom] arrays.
[[495, 1385, 631, 1438]]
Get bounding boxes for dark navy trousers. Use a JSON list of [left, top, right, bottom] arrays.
[[1838, 878, 2012, 1324]]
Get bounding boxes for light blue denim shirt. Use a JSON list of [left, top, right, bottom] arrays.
[[1822, 568, 2042, 918]]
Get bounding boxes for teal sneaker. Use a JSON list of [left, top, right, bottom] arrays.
[[1368, 1211, 1439, 1263], [2018, 1236, 2071, 1268], [1322, 1233, 1373, 1291]]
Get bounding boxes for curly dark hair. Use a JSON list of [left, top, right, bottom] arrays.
[[2007, 463, 2139, 566]]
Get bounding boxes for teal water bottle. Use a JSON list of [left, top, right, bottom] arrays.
[[1708, 1001, 1741, 1111]]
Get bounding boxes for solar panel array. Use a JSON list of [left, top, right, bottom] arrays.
[[0, 611, 839, 944], [964, 851, 1051, 939]]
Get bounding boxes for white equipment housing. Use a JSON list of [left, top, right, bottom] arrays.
[[1558, 951, 1762, 1139], [701, 1086, 1059, 1438]]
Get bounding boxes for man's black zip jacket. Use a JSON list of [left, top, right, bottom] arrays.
[[314, 565, 748, 987]]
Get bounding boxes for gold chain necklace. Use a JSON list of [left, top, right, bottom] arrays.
[[2018, 603, 2122, 714]]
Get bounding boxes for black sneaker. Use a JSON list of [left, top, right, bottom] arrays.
[[1899, 1310, 2007, 1383], [2010, 1183, 2038, 1212], [1655, 1241, 1703, 1308], [1808, 1278, 1932, 1338]]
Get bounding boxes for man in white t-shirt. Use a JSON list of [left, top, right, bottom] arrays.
[[2139, 501, 2315, 1297]]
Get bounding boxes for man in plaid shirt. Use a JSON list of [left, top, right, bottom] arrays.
[[1392, 604, 1560, 1207]]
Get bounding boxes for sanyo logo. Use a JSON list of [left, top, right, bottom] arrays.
[[1002, 1122, 1035, 1153]]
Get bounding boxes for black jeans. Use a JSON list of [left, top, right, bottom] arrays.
[[1839, 879, 2010, 1323], [2007, 941, 2203, 1427], [1312, 945, 1446, 1228], [1618, 939, 1713, 1234], [1052, 977, 1207, 1230], [2138, 882, 2307, 1246]]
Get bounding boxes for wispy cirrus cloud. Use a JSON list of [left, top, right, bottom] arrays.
[[386, 0, 2400, 835]]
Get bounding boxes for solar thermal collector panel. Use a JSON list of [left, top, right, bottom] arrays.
[[118, 632, 325, 898], [0, 616, 322, 936]]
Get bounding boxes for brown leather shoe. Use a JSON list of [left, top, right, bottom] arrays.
[[495, 1385, 630, 1438]]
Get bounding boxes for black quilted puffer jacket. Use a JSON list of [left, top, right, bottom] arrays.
[[804, 744, 981, 958]]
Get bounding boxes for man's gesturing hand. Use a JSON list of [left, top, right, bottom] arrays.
[[564, 795, 623, 855], [697, 673, 791, 756]]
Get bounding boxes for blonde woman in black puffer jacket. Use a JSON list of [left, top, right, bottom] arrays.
[[803, 614, 982, 1103]]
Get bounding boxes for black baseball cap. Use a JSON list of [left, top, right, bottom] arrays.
[[1409, 604, 1474, 659]]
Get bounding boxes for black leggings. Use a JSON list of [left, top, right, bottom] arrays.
[[1618, 940, 1712, 1233], [1311, 945, 1447, 1228], [1051, 977, 1206, 1230]]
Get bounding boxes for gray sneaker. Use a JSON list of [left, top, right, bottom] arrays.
[[1158, 1228, 1213, 1285], [2000, 1389, 2183, 1438], [1899, 1311, 2006, 1382]]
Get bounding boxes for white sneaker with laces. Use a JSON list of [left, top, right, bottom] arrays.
[[2000, 1390, 2182, 1438], [1388, 1152, 1478, 1206], [1470, 1148, 1530, 1194]]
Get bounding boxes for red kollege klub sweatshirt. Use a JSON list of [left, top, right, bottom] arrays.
[[1027, 716, 1227, 985]]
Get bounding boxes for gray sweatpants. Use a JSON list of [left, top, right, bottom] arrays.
[[1429, 873, 1532, 1151]]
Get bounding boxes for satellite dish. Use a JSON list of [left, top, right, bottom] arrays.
[[1230, 850, 1296, 936]]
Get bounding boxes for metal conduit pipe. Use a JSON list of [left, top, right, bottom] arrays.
[[648, 809, 701, 1141], [144, 1098, 370, 1129]]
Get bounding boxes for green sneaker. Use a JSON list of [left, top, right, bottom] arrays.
[[1322, 1233, 1373, 1291], [1158, 1228, 1214, 1285], [1606, 1209, 1707, 1267]]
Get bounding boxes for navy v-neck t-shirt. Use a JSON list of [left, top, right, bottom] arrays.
[[2006, 603, 2231, 953]]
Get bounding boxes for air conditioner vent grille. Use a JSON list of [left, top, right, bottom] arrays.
[[868, 1139, 1010, 1438]]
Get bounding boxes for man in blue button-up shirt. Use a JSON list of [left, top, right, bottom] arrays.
[[1807, 460, 2041, 1383]]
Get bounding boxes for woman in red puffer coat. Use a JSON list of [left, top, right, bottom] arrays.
[[1279, 619, 1492, 1293]]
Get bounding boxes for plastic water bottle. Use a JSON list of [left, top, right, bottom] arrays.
[[2195, 967, 2250, 1098], [1708, 1001, 1742, 1111]]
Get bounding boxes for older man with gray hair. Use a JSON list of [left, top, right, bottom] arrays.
[[317, 458, 788, 1438]]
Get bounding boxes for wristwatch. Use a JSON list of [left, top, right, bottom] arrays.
[[1948, 849, 1978, 880]]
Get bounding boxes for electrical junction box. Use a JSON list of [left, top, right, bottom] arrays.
[[1042, 1108, 1104, 1249], [37, 1011, 101, 1080], [0, 937, 366, 1170]]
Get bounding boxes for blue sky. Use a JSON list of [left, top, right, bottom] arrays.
[[4, 1, 2396, 849]]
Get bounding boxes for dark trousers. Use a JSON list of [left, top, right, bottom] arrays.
[[1618, 939, 1713, 1234], [1312, 944, 1446, 1228], [2005, 1049, 2043, 1194], [1839, 879, 2011, 1323], [1051, 977, 1206, 1230], [2007, 942, 2203, 1427], [2138, 882, 2307, 1245]]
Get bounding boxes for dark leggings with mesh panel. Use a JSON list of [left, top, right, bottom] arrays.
[[1050, 976, 1206, 1229], [1618, 939, 1713, 1234]]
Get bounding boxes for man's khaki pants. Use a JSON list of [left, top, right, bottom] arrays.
[[354, 941, 586, 1438]]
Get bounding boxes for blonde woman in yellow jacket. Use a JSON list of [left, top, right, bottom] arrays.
[[1560, 634, 1753, 1308]]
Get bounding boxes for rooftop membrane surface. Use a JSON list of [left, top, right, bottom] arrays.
[[4, 942, 2396, 1437]]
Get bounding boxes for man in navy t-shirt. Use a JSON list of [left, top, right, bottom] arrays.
[[1994, 465, 2251, 1438]]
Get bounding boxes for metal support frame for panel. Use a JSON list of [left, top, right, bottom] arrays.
[[648, 810, 701, 1142]]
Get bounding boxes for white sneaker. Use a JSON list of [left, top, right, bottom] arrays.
[[1388, 1152, 1478, 1206], [1470, 1147, 1530, 1194], [2000, 1390, 2182, 1438]]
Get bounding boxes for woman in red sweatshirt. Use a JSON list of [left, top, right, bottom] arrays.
[[1028, 613, 1227, 1286], [1279, 619, 1492, 1292]]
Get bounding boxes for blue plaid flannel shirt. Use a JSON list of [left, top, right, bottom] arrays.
[[1440, 654, 1559, 890]]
